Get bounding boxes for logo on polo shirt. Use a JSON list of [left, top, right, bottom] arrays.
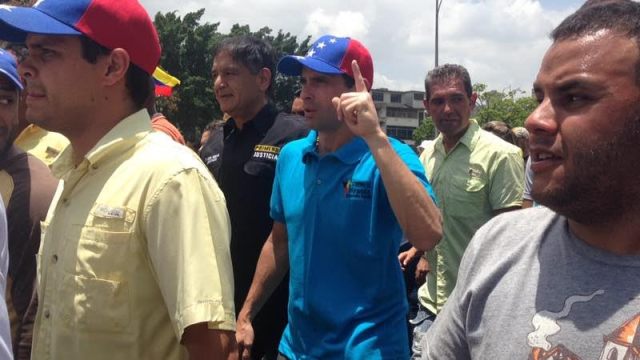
[[93, 204, 126, 219], [468, 164, 484, 178], [343, 180, 372, 199], [204, 153, 220, 165], [252, 144, 280, 161]]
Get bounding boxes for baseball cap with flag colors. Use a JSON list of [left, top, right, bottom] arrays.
[[0, 0, 160, 75], [0, 49, 23, 90], [277, 35, 374, 91]]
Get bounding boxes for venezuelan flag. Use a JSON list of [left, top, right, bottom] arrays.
[[153, 67, 181, 97]]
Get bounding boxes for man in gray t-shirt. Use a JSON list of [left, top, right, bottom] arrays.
[[424, 2, 640, 359], [425, 207, 640, 359]]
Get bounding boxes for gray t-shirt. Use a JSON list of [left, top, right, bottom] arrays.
[[523, 157, 534, 201], [424, 207, 640, 360]]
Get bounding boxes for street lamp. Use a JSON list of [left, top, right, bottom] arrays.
[[435, 0, 444, 67]]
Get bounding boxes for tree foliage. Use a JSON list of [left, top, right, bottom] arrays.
[[412, 83, 538, 143], [473, 83, 538, 129], [412, 116, 437, 143], [4, 0, 34, 5], [152, 9, 310, 142]]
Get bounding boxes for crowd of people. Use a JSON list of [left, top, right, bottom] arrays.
[[0, 0, 637, 359]]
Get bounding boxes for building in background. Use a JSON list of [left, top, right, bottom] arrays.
[[372, 88, 426, 145]]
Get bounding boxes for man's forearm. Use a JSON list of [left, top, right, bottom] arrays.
[[365, 131, 442, 251], [240, 223, 290, 319], [182, 324, 236, 360]]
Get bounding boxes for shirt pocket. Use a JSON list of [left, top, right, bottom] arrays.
[[66, 225, 132, 281], [59, 272, 130, 333], [341, 195, 381, 260], [446, 175, 488, 218]]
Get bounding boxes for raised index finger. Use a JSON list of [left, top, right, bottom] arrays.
[[351, 60, 367, 93]]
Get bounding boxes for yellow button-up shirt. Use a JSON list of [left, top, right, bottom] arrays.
[[14, 124, 69, 167], [418, 120, 524, 314], [32, 110, 235, 360]]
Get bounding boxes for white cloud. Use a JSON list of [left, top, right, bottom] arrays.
[[304, 9, 369, 39], [140, 0, 583, 92], [375, 72, 423, 92]]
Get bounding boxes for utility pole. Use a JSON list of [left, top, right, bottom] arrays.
[[435, 0, 444, 67]]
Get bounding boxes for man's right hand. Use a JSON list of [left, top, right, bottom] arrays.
[[235, 312, 254, 360], [415, 257, 430, 286]]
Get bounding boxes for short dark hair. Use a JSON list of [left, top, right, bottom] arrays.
[[79, 36, 151, 109], [342, 74, 355, 89], [214, 36, 276, 95], [424, 64, 472, 101], [551, 1, 640, 86], [482, 121, 516, 145]]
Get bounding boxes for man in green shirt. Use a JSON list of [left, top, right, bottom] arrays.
[[409, 64, 524, 358]]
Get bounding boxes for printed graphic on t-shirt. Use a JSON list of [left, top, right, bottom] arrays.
[[527, 290, 640, 360]]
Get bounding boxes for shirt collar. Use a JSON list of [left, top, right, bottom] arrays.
[[301, 131, 368, 165], [434, 119, 481, 154], [14, 124, 42, 143], [224, 103, 277, 138], [52, 109, 152, 178]]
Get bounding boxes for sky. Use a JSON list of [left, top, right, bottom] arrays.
[[140, 0, 586, 94]]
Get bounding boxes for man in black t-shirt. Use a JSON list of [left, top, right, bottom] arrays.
[[200, 36, 307, 360]]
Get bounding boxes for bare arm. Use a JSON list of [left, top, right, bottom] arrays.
[[366, 133, 442, 250], [415, 256, 430, 286], [398, 245, 425, 271], [333, 60, 442, 251], [236, 222, 290, 359], [182, 323, 236, 360]]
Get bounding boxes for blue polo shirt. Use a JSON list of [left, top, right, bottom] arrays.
[[271, 131, 435, 359]]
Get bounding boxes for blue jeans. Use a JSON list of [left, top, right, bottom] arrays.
[[409, 305, 436, 359]]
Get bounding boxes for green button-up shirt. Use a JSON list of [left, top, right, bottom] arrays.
[[418, 120, 524, 314]]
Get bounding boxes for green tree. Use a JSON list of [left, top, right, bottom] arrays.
[[153, 9, 222, 142], [412, 116, 437, 143], [4, 0, 34, 5], [474, 84, 537, 128], [152, 9, 310, 142]]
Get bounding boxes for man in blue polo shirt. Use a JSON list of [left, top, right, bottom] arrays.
[[235, 35, 443, 360]]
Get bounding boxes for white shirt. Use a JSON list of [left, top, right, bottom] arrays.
[[0, 197, 13, 359]]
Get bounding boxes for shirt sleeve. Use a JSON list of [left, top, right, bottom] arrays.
[[0, 198, 13, 359], [397, 143, 438, 204], [489, 150, 525, 210], [143, 167, 235, 340], [423, 282, 471, 360], [270, 147, 286, 223], [523, 157, 534, 201], [423, 216, 481, 360]]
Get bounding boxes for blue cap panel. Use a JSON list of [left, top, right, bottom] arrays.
[[277, 35, 350, 77], [0, 49, 23, 90], [37, 0, 93, 29], [0, 1, 86, 43]]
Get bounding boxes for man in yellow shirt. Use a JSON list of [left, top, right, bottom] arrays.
[[13, 124, 68, 167], [409, 64, 524, 358], [0, 0, 236, 359]]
